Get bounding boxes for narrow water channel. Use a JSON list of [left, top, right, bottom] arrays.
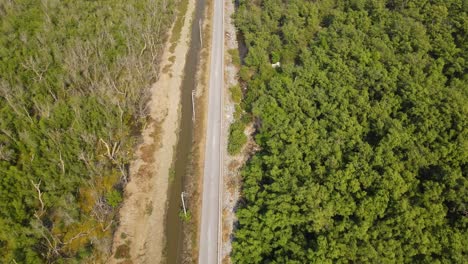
[[165, 0, 206, 262]]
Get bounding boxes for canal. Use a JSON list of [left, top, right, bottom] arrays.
[[165, 0, 206, 262]]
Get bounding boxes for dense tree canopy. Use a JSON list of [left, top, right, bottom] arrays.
[[0, 0, 174, 262], [232, 0, 467, 263]]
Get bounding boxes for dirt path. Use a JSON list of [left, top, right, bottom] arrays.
[[110, 0, 195, 263]]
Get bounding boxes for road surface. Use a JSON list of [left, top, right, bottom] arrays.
[[198, 0, 224, 263]]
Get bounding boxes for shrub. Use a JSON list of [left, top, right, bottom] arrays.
[[234, 104, 243, 120], [228, 48, 241, 66], [106, 189, 123, 208], [230, 85, 242, 104], [114, 244, 130, 259], [228, 120, 247, 155]]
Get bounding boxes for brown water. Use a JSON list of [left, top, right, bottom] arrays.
[[165, 0, 206, 262]]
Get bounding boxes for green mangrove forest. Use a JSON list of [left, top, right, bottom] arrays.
[[232, 0, 467, 263]]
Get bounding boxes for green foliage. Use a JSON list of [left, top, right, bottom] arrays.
[[234, 104, 243, 120], [106, 190, 123, 208], [169, 166, 176, 183], [228, 120, 247, 155], [179, 210, 192, 223], [229, 82, 246, 155], [232, 0, 468, 263], [228, 48, 241, 67], [169, 0, 189, 52], [230, 85, 242, 104], [239, 66, 254, 81], [0, 0, 175, 262]]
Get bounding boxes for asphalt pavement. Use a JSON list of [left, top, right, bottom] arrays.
[[198, 0, 224, 263]]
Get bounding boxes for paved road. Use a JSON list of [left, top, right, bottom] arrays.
[[198, 0, 224, 263]]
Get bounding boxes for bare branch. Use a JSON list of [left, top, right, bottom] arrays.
[[99, 138, 112, 160], [20, 56, 50, 82], [31, 180, 45, 217], [100, 220, 113, 232], [58, 150, 65, 174], [62, 227, 94, 246], [111, 141, 120, 158], [99, 138, 119, 161], [118, 163, 128, 184], [33, 214, 60, 258], [139, 41, 147, 57]]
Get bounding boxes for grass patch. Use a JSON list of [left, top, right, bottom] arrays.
[[169, 55, 176, 63], [162, 64, 172, 74], [234, 104, 243, 120], [114, 244, 130, 259], [169, 166, 176, 183], [228, 48, 241, 67], [179, 210, 192, 222], [230, 85, 242, 104], [145, 201, 153, 215], [169, 0, 189, 53]]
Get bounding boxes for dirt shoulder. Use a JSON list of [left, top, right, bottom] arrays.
[[222, 0, 256, 263], [221, 0, 239, 262], [110, 0, 196, 263]]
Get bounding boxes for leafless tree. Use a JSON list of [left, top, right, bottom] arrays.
[[20, 55, 50, 82], [0, 80, 22, 117], [99, 138, 120, 162]]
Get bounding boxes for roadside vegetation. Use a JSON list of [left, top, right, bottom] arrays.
[[228, 48, 241, 67], [228, 84, 247, 155], [232, 0, 467, 263], [0, 0, 175, 262], [227, 45, 247, 156]]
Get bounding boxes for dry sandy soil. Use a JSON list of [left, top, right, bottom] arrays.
[[109, 0, 195, 263]]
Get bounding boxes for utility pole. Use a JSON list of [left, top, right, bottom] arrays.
[[181, 192, 187, 216], [199, 19, 203, 46], [192, 90, 195, 121]]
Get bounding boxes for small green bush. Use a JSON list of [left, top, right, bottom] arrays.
[[228, 48, 241, 66], [239, 66, 253, 81], [234, 104, 243, 120], [228, 120, 247, 155], [230, 85, 242, 104], [106, 189, 123, 208], [179, 210, 192, 223]]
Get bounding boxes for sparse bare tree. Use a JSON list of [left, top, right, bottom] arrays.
[[31, 180, 45, 217]]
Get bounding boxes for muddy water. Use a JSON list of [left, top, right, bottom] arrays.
[[165, 0, 206, 262]]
